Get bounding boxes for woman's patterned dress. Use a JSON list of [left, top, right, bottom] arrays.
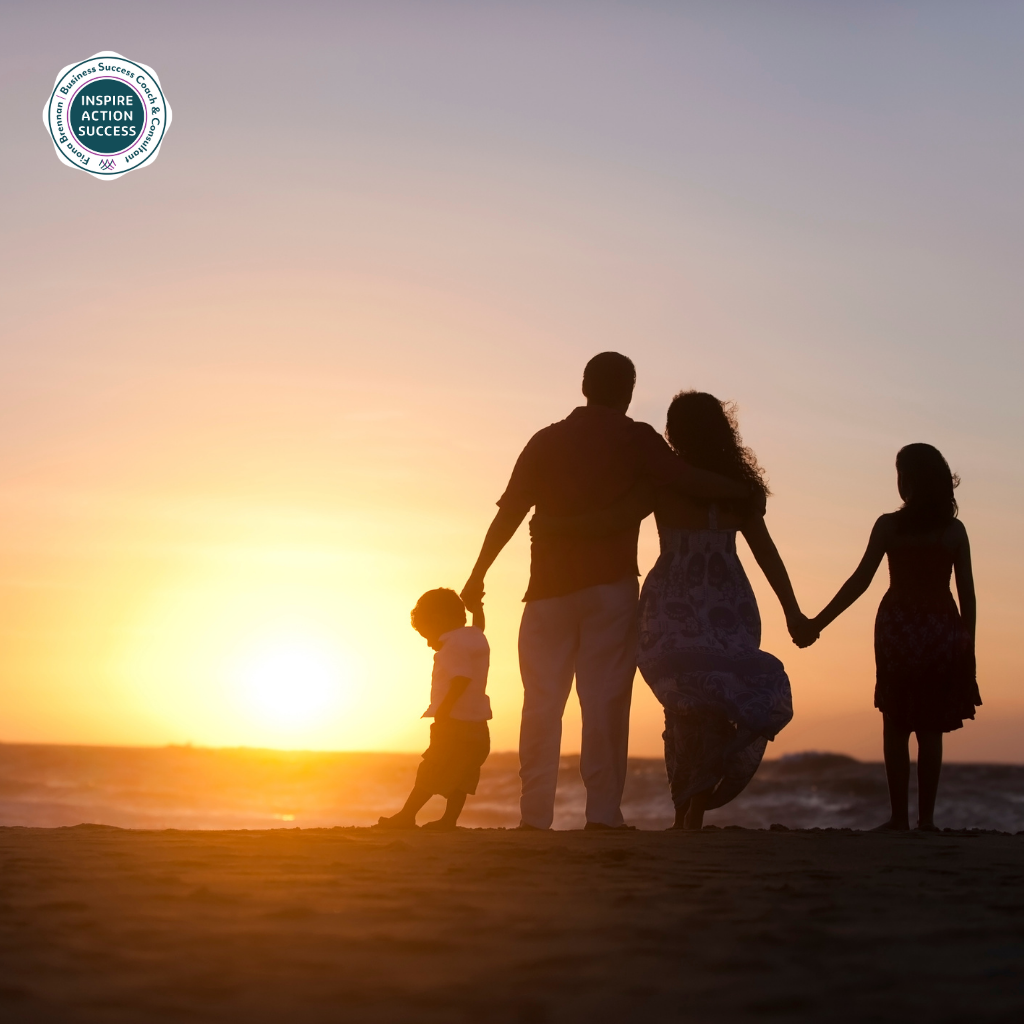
[[874, 544, 980, 733], [638, 510, 793, 811]]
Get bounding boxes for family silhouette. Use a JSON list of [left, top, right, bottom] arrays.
[[380, 353, 978, 832]]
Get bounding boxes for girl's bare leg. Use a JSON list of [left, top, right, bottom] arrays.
[[683, 788, 713, 830], [915, 731, 943, 830], [875, 714, 911, 830]]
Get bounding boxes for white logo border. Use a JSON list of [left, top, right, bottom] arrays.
[[43, 51, 173, 181]]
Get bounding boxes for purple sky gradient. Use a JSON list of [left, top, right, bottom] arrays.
[[1, 2, 1022, 758]]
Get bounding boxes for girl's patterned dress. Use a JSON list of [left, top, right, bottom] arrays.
[[638, 507, 793, 811], [874, 544, 980, 733]]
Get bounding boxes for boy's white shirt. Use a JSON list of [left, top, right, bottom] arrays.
[[423, 625, 492, 721]]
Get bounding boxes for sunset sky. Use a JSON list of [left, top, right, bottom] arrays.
[[2, 1, 1022, 761]]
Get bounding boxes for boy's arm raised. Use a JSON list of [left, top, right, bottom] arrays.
[[811, 515, 892, 634]]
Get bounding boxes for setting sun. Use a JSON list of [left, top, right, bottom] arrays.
[[232, 638, 344, 725]]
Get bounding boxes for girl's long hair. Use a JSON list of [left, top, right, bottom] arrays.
[[895, 443, 959, 533], [664, 391, 769, 506]]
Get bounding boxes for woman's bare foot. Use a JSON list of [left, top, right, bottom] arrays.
[[375, 814, 418, 830], [869, 819, 909, 832], [915, 821, 941, 832], [421, 819, 458, 831], [668, 806, 689, 830]]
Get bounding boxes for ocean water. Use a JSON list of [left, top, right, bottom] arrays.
[[1, 743, 1022, 832]]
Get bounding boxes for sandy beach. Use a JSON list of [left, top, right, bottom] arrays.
[[1, 825, 1022, 1023]]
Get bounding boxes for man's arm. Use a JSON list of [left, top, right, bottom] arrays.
[[638, 428, 758, 507], [461, 503, 531, 614]]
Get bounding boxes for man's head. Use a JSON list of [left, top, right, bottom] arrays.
[[411, 588, 467, 649], [582, 352, 636, 413]]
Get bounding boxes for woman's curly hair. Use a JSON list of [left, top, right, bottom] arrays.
[[665, 391, 769, 504]]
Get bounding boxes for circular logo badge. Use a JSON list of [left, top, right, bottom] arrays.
[[42, 52, 172, 180]]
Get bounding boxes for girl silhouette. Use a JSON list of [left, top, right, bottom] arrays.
[[801, 444, 979, 831]]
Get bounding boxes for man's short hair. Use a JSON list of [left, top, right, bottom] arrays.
[[582, 352, 636, 406], [411, 588, 467, 632]]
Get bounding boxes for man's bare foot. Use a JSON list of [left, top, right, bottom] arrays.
[[869, 819, 909, 832], [421, 819, 458, 831], [375, 815, 418, 830], [916, 822, 941, 832]]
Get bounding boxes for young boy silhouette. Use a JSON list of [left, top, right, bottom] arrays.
[[377, 589, 491, 831]]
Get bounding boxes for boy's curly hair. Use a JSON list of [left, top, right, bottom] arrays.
[[411, 588, 467, 633]]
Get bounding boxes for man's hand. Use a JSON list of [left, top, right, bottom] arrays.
[[461, 505, 529, 618], [461, 575, 485, 617]]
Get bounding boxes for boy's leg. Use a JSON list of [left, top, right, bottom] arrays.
[[422, 791, 468, 831], [877, 713, 911, 830], [518, 595, 580, 829], [915, 731, 943, 829], [442, 791, 467, 823], [378, 784, 434, 828], [575, 578, 639, 828]]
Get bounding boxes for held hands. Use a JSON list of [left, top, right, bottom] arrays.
[[787, 612, 820, 649], [461, 575, 485, 618]]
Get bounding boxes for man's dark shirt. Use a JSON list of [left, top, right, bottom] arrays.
[[497, 405, 696, 601]]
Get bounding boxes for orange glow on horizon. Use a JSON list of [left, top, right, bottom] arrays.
[[2, 7, 1022, 763]]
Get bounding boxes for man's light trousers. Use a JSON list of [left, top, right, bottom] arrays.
[[517, 576, 639, 829]]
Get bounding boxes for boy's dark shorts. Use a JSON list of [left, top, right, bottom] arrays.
[[415, 719, 490, 798]]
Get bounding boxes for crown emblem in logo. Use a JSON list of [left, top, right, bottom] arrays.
[[98, 158, 117, 170]]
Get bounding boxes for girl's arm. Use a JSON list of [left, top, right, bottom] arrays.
[[811, 515, 893, 633], [952, 524, 976, 639], [740, 515, 807, 635]]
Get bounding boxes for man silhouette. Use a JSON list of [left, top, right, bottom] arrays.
[[461, 353, 751, 830]]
